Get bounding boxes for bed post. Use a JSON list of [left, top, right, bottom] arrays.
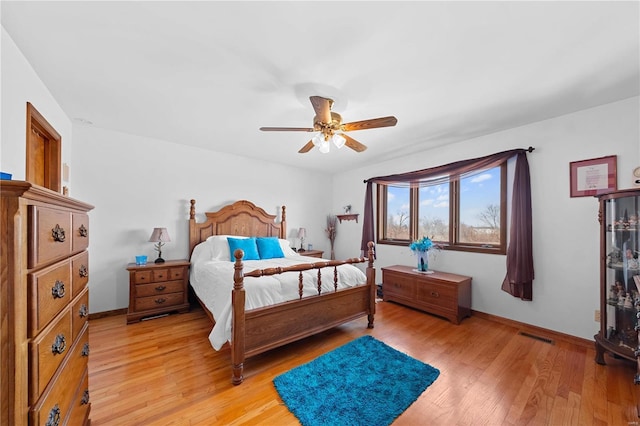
[[231, 249, 246, 385], [366, 241, 376, 329], [280, 205, 287, 239]]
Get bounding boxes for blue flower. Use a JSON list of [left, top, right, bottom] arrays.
[[409, 237, 434, 252]]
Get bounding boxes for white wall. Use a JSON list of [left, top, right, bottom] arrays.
[[70, 125, 332, 312], [332, 96, 640, 340], [1, 28, 73, 182]]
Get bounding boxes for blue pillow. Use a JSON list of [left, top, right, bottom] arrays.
[[227, 237, 260, 261], [256, 237, 285, 259]]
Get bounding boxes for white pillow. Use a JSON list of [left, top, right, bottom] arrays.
[[206, 235, 247, 261], [190, 240, 213, 264], [279, 239, 298, 257]]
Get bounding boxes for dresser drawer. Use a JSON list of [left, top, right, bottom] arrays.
[[135, 292, 185, 312], [169, 267, 185, 280], [28, 259, 71, 336], [71, 251, 89, 298], [416, 280, 457, 311], [133, 270, 153, 284], [30, 325, 89, 426], [30, 308, 72, 402], [383, 272, 415, 300], [72, 212, 90, 252], [152, 268, 169, 281], [66, 368, 90, 426], [28, 205, 73, 269], [72, 288, 89, 341], [135, 280, 184, 297]]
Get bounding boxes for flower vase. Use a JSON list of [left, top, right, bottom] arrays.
[[417, 251, 428, 272]]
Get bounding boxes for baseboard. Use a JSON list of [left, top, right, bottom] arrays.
[[471, 309, 594, 349], [88, 308, 128, 320]]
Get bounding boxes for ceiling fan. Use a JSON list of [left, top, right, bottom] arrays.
[[260, 96, 398, 153]]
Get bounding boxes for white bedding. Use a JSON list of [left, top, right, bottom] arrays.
[[189, 237, 368, 350]]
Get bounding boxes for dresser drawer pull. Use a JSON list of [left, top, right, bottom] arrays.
[[51, 334, 66, 355], [82, 342, 90, 357], [79, 264, 88, 278], [155, 285, 166, 291], [79, 224, 88, 237], [51, 280, 66, 299], [155, 298, 167, 304], [52, 224, 66, 242], [79, 304, 88, 318], [45, 404, 61, 426], [81, 389, 90, 405], [430, 291, 440, 298]]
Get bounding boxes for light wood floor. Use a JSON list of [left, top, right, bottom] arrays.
[[89, 301, 639, 425]]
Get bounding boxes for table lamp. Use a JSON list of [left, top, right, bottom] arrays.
[[149, 227, 171, 263], [298, 227, 306, 252]]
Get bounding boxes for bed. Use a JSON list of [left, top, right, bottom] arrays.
[[188, 199, 376, 384]]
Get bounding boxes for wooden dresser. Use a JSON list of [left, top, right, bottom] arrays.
[[1, 181, 94, 425], [382, 265, 472, 324], [126, 259, 190, 324]]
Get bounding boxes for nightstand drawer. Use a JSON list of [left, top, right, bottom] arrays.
[[135, 292, 185, 311], [133, 270, 153, 284], [135, 280, 184, 297], [152, 268, 169, 281]]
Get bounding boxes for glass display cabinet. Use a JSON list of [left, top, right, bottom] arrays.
[[595, 189, 640, 369]]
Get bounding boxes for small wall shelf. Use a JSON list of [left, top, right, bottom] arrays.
[[337, 214, 359, 223]]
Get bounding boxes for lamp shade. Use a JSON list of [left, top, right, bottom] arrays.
[[332, 134, 346, 149], [149, 227, 171, 243], [297, 228, 306, 239]]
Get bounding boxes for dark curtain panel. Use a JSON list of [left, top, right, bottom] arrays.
[[501, 151, 534, 300], [361, 148, 534, 299]]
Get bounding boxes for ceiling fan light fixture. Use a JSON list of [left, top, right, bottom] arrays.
[[332, 134, 346, 149], [312, 132, 324, 146], [318, 139, 331, 154]]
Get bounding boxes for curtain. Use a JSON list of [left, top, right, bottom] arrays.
[[361, 147, 535, 300]]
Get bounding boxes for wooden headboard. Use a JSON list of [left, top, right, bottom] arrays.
[[188, 199, 287, 256]]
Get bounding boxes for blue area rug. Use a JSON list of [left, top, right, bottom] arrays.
[[273, 335, 440, 426]]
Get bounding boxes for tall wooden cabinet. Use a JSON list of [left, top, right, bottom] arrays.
[[1, 181, 94, 425]]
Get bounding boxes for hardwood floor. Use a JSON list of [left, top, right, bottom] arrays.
[[89, 301, 639, 425]]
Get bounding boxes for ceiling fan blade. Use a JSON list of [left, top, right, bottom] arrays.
[[260, 127, 315, 132], [342, 134, 367, 152], [341, 116, 397, 132], [309, 96, 332, 124], [298, 140, 315, 153]]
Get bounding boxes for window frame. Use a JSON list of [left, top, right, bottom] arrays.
[[376, 162, 507, 255]]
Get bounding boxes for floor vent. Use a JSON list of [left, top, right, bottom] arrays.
[[518, 331, 554, 345]]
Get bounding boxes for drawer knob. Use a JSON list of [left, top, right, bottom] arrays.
[[79, 224, 88, 238], [52, 224, 66, 242], [79, 304, 88, 318], [79, 264, 88, 278], [51, 334, 66, 355], [430, 291, 440, 298], [155, 285, 166, 291], [81, 389, 90, 405], [155, 298, 167, 304], [45, 404, 61, 426], [51, 280, 65, 299], [82, 342, 90, 357]]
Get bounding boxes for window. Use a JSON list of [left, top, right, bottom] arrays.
[[377, 163, 507, 254]]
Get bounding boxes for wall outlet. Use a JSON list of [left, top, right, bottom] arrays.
[[594, 309, 601, 322]]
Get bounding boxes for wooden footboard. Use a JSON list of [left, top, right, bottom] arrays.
[[231, 242, 376, 385]]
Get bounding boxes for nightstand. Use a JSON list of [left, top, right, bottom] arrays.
[[298, 249, 324, 258], [126, 259, 190, 323]]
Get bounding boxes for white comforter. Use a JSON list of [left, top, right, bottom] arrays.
[[190, 254, 368, 350]]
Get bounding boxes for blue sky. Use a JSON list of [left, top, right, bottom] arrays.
[[387, 167, 500, 227]]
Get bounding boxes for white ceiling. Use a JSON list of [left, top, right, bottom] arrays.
[[2, 1, 639, 174]]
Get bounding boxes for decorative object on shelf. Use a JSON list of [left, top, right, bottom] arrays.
[[569, 155, 617, 198], [337, 213, 359, 223], [149, 227, 171, 263], [344, 205, 352, 213], [326, 215, 337, 260], [297, 227, 306, 252], [409, 236, 440, 273]]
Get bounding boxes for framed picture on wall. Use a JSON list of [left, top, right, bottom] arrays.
[[569, 155, 617, 197]]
